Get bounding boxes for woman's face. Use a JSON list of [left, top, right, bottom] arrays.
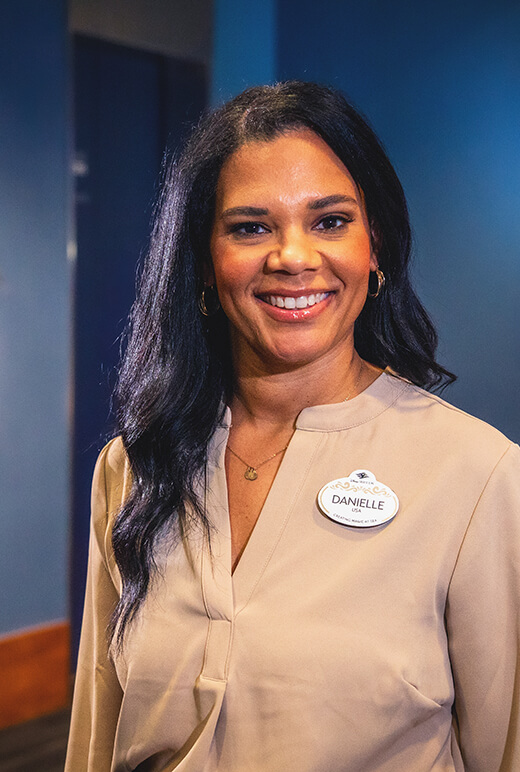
[[209, 128, 377, 373]]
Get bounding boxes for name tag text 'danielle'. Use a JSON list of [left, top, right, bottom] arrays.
[[317, 469, 399, 528]]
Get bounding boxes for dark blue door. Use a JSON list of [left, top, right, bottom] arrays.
[[72, 35, 207, 661]]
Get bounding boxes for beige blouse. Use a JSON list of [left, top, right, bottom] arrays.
[[66, 372, 520, 771]]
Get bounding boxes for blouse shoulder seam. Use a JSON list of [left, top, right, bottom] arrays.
[[404, 382, 514, 443], [447, 441, 516, 588]]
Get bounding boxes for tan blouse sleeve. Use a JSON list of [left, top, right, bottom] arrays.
[[65, 439, 127, 772], [446, 442, 520, 771]]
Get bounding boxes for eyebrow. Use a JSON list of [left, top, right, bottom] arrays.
[[220, 195, 358, 219], [221, 205, 269, 218], [307, 194, 358, 210]]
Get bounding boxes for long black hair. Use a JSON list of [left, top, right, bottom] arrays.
[[111, 81, 455, 646]]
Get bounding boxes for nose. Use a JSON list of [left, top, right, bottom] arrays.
[[266, 227, 321, 274]]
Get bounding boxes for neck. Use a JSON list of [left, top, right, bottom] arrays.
[[230, 347, 377, 431]]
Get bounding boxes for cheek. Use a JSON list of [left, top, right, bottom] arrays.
[[212, 254, 240, 294], [330, 240, 373, 282], [212, 246, 259, 296]]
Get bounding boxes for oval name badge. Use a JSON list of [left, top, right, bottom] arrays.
[[317, 469, 399, 528]]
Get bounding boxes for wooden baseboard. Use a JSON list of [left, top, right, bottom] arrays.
[[0, 622, 70, 729]]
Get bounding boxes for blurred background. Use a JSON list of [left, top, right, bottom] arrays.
[[1, 0, 519, 761]]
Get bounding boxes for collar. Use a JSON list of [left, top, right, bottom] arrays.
[[295, 371, 409, 432], [216, 370, 410, 440]]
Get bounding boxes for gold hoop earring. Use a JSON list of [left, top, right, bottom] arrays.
[[198, 285, 221, 317], [368, 268, 385, 299]]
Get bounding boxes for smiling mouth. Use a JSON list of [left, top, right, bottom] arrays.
[[260, 292, 331, 310]]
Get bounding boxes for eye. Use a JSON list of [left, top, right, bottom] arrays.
[[229, 221, 270, 237], [314, 214, 353, 231]]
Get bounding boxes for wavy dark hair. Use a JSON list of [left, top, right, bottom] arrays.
[[111, 81, 455, 646]]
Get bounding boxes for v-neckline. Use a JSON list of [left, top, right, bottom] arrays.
[[202, 371, 407, 617], [232, 427, 325, 610], [204, 418, 325, 614]]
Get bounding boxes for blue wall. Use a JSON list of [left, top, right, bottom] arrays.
[[0, 0, 516, 638], [211, 0, 276, 104], [0, 1, 70, 633], [212, 0, 520, 441]]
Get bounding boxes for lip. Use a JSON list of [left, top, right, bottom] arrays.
[[255, 290, 334, 321]]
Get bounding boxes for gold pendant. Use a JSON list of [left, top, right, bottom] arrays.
[[244, 466, 258, 481]]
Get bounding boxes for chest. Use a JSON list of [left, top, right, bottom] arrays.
[[225, 451, 285, 572]]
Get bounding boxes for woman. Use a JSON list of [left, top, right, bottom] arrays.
[[66, 82, 520, 771]]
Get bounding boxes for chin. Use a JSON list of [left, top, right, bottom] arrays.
[[234, 326, 352, 373], [259, 343, 332, 371]]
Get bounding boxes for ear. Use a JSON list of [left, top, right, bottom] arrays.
[[369, 222, 381, 271], [202, 257, 215, 286]]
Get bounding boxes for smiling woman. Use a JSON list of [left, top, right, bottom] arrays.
[[66, 82, 520, 772], [210, 129, 377, 372]]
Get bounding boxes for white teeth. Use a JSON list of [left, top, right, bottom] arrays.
[[266, 292, 328, 309]]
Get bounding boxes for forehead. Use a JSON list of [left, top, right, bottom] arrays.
[[215, 128, 360, 204]]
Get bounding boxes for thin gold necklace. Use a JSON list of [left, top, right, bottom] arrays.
[[226, 443, 289, 481], [227, 364, 363, 481]]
